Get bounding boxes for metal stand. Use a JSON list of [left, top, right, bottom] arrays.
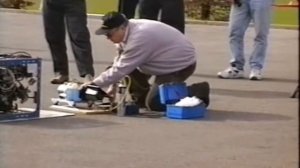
[[0, 57, 41, 121], [50, 98, 113, 114]]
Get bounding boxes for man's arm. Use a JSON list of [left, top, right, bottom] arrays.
[[92, 36, 151, 88]]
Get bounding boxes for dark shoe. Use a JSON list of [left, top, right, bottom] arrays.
[[187, 81, 210, 107], [131, 91, 148, 108], [146, 93, 166, 112], [50, 74, 69, 84]]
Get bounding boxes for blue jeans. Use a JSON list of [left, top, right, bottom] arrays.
[[228, 0, 274, 70]]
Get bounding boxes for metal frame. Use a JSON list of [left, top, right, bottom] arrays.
[[0, 58, 41, 121]]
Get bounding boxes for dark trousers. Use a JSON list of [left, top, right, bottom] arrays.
[[139, 0, 185, 33], [43, 0, 94, 77], [118, 0, 139, 19], [129, 63, 196, 111]]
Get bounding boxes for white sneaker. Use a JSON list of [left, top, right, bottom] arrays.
[[217, 67, 244, 79], [249, 69, 262, 80]]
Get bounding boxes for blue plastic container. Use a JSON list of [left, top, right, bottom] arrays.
[[124, 103, 139, 116], [166, 104, 206, 119], [159, 82, 188, 104], [65, 89, 82, 102]]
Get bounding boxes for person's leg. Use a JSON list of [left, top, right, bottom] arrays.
[[217, 0, 252, 79], [160, 0, 185, 33], [42, 0, 68, 76], [139, 0, 160, 20], [119, 0, 139, 19], [146, 63, 196, 111], [65, 0, 94, 77], [249, 0, 273, 71], [228, 0, 252, 70], [118, 0, 124, 13], [128, 69, 151, 107], [187, 81, 210, 107]]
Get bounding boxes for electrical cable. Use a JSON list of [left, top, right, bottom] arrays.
[[105, 75, 132, 111]]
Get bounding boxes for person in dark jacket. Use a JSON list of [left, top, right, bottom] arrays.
[[118, 0, 139, 19], [139, 0, 185, 33], [42, 0, 95, 84]]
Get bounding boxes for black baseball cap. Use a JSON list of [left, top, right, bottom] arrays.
[[95, 11, 128, 35]]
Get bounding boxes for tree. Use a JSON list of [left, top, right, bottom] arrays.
[[185, 0, 230, 21]]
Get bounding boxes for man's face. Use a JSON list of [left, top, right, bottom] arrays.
[[105, 27, 125, 43]]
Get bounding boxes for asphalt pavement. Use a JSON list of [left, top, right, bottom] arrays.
[[0, 11, 298, 168]]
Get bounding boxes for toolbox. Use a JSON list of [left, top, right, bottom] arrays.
[[159, 82, 206, 119], [159, 82, 188, 104], [166, 104, 206, 119]]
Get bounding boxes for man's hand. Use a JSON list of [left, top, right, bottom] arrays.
[[79, 81, 94, 90], [106, 84, 117, 102]]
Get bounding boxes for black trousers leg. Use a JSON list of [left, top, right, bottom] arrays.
[[118, 0, 139, 19], [145, 63, 196, 111], [139, 0, 160, 20], [128, 64, 196, 111], [43, 0, 68, 75], [128, 69, 151, 107], [160, 0, 185, 33], [65, 0, 94, 77], [139, 0, 185, 33]]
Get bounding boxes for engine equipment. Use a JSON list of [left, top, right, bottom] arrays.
[[51, 82, 113, 112], [51, 76, 139, 115], [0, 52, 41, 121]]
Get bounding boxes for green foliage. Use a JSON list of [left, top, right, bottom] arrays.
[[21, 0, 118, 14], [185, 0, 298, 25], [86, 0, 118, 14], [0, 0, 34, 9], [0, 0, 297, 25], [272, 0, 298, 25], [184, 0, 230, 21], [185, 0, 210, 20], [210, 0, 231, 21]]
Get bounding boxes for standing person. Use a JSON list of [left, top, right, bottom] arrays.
[[118, 0, 139, 19], [217, 0, 274, 80], [82, 11, 209, 111], [138, 0, 185, 33], [42, 0, 95, 84]]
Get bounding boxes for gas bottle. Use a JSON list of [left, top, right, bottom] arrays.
[[116, 83, 126, 116]]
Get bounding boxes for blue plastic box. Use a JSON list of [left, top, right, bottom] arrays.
[[124, 103, 139, 116], [166, 104, 206, 119], [159, 82, 207, 119], [66, 89, 82, 102], [159, 82, 188, 104]]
